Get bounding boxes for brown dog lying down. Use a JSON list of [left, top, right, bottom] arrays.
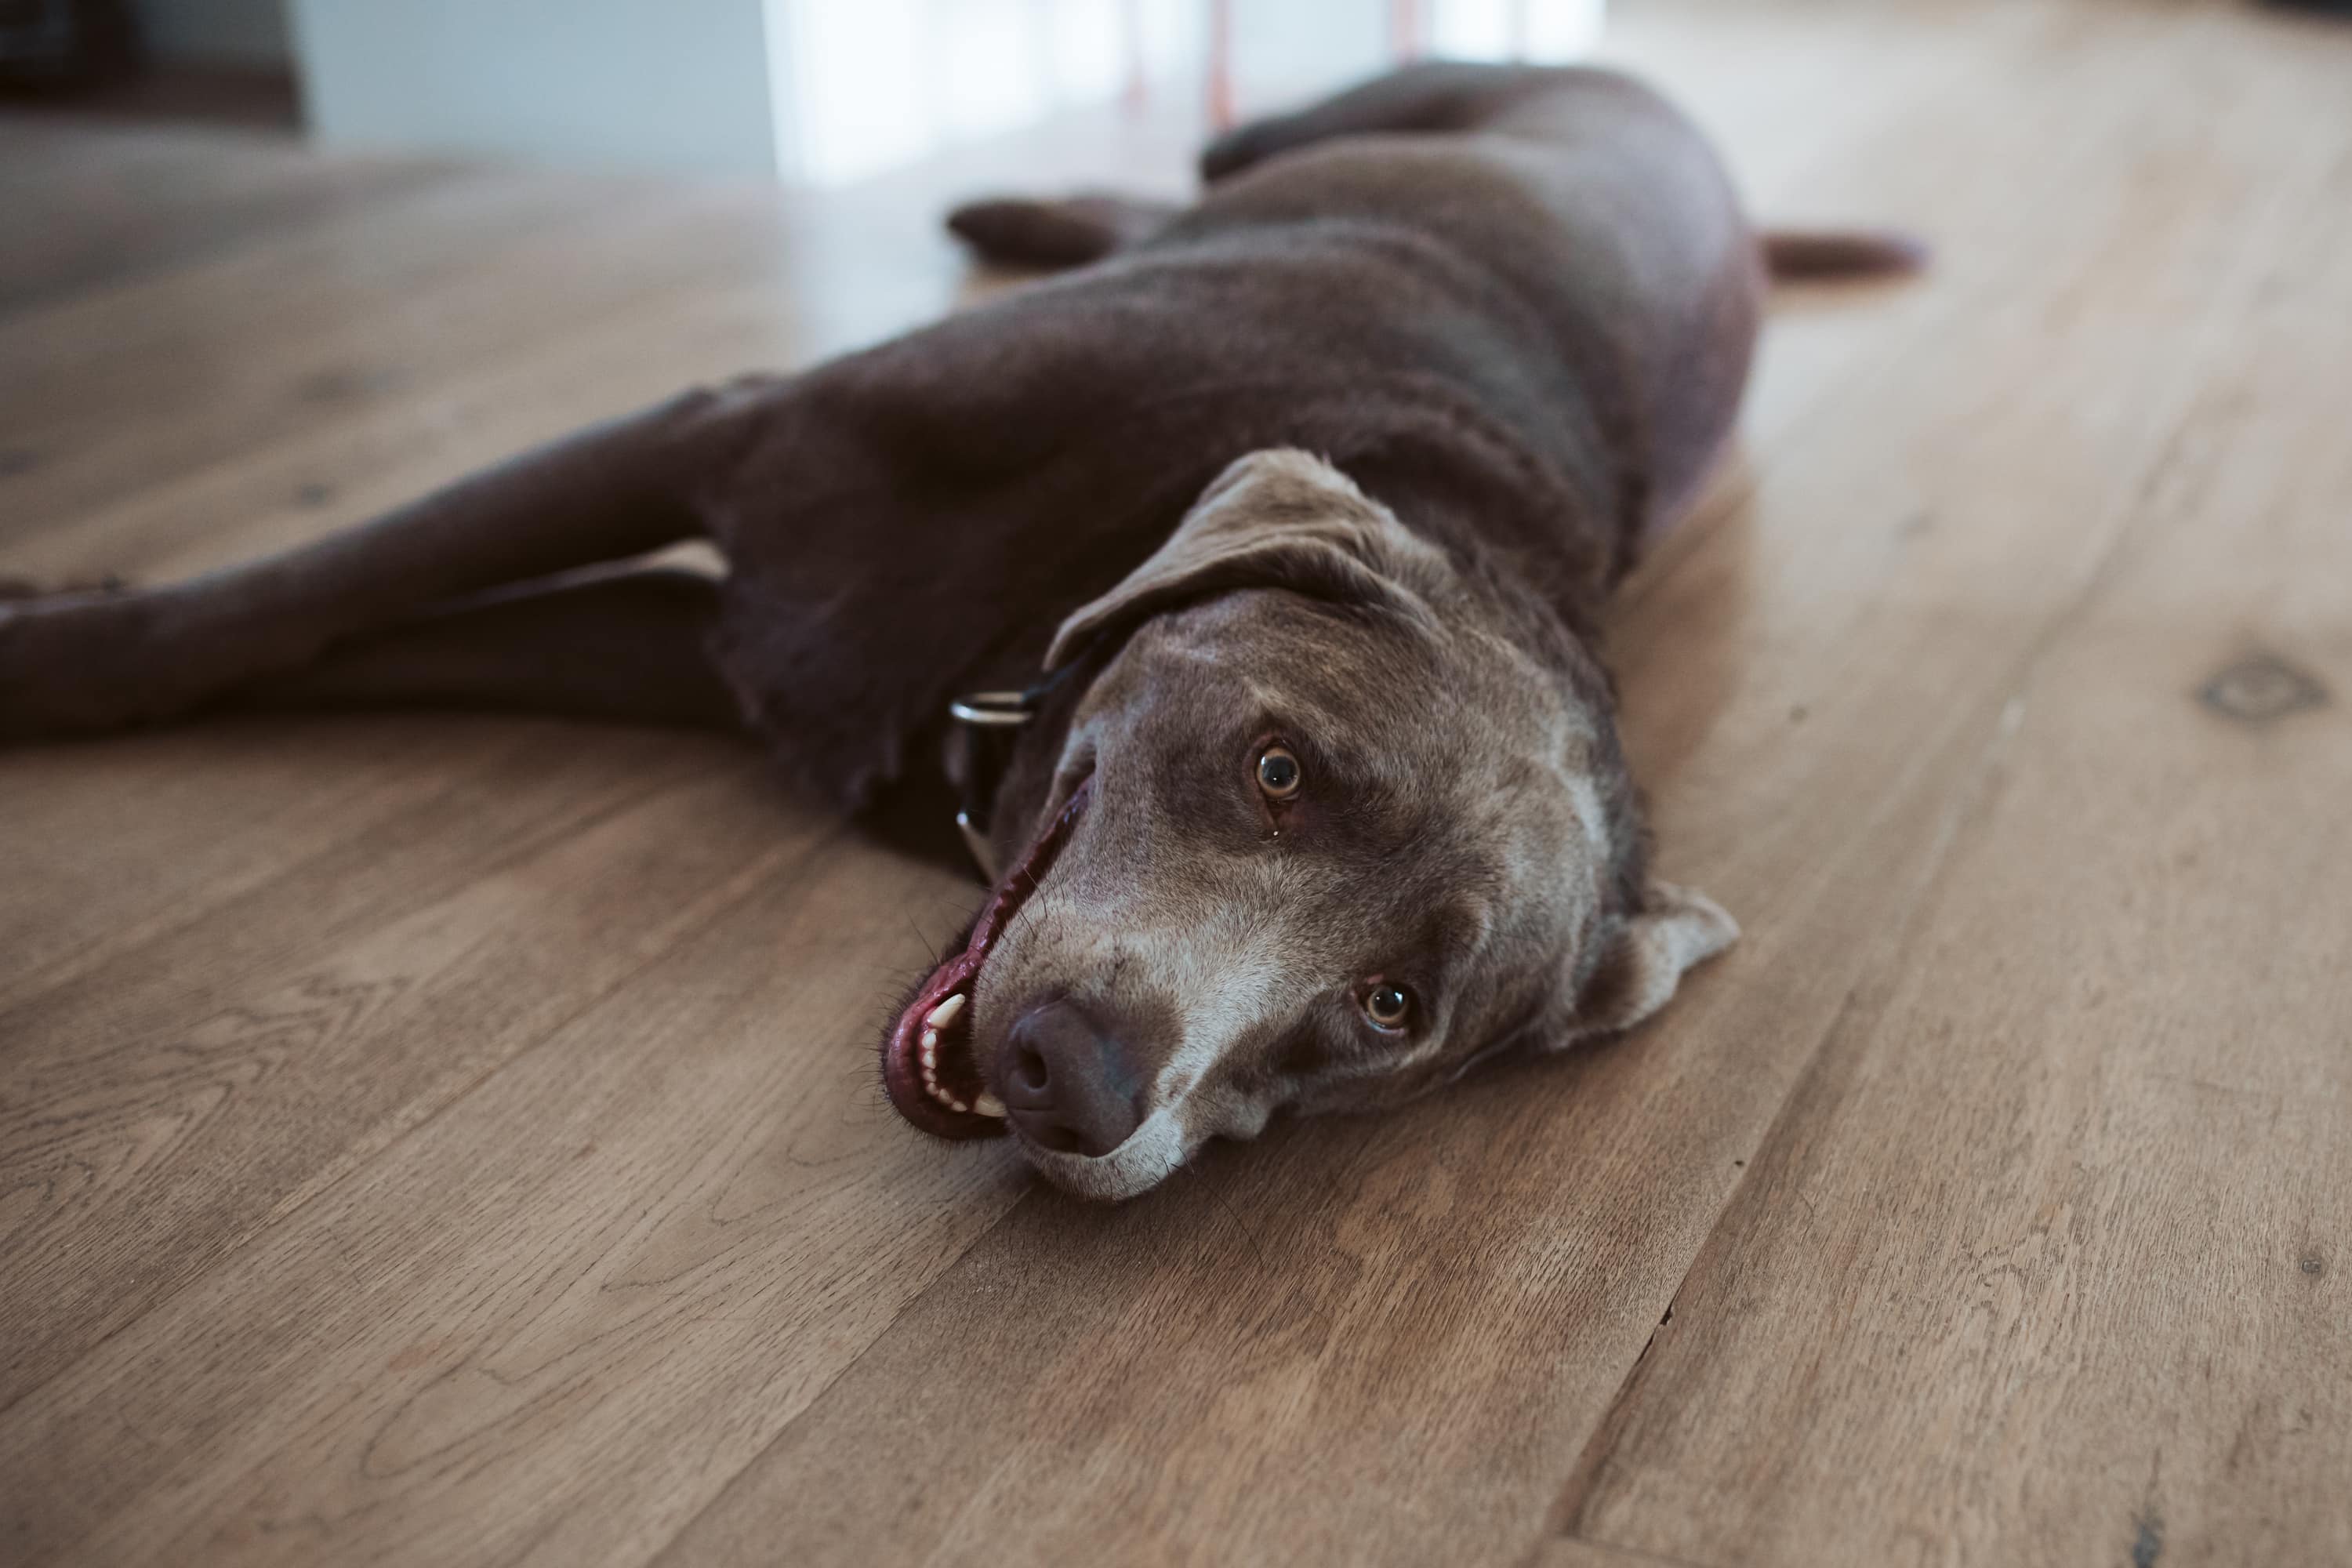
[[0, 64, 1917, 1200]]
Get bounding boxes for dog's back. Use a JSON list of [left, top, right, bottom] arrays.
[[1177, 64, 1766, 544], [0, 63, 1904, 828]]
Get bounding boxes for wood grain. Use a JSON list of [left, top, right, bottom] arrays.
[[0, 116, 444, 315], [0, 739, 780, 1409], [1553, 51, 2352, 1563], [0, 820, 1028, 1566], [0, 173, 788, 560], [3, 3, 2349, 1566]]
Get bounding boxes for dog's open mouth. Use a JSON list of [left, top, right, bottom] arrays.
[[883, 774, 1093, 1140]]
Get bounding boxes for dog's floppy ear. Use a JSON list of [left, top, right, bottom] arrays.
[[1554, 879, 1739, 1047], [1045, 448, 1446, 669]]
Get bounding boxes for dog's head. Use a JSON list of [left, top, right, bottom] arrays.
[[883, 450, 1735, 1199]]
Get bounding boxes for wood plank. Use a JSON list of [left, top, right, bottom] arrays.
[[2, 4, 2344, 1566], [0, 117, 444, 316], [0, 267, 817, 589], [1551, 55, 2352, 1566], [1530, 1541, 1715, 1568], [0, 721, 586, 1010], [0, 734, 763, 1409], [0, 829, 1022, 1566], [656, 7, 2339, 1566], [0, 172, 769, 551]]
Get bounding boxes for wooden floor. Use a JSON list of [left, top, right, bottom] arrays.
[[4, 3, 2348, 1564]]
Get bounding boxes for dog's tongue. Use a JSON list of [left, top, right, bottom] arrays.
[[881, 776, 1094, 1140]]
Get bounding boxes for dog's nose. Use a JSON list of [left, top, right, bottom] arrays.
[[997, 999, 1145, 1157]]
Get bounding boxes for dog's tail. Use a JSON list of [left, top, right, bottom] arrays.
[[1760, 229, 1929, 281]]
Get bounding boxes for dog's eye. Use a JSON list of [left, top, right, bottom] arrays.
[[1362, 983, 1412, 1029], [1255, 745, 1301, 800]]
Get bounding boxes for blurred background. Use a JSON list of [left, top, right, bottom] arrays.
[[1, 0, 1608, 183]]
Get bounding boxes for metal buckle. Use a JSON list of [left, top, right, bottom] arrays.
[[947, 690, 1036, 728], [948, 688, 1038, 880], [953, 809, 1000, 882]]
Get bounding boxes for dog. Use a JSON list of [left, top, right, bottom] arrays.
[[0, 63, 1917, 1200]]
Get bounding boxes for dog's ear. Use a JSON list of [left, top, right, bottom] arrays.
[[1554, 880, 1739, 1047], [1045, 448, 1446, 669]]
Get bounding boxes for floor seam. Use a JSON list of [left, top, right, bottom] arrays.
[[640, 1181, 1040, 1566], [1538, 76, 2319, 1538], [0, 758, 826, 1431]]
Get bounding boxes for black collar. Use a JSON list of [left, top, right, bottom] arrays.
[[945, 658, 1087, 880]]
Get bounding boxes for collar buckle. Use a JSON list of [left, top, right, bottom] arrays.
[[947, 688, 1040, 880], [947, 689, 1038, 728]]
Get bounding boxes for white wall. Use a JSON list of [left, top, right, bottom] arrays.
[[289, 0, 781, 179], [130, 0, 292, 66]]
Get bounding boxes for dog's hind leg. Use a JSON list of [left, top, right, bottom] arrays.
[[230, 564, 740, 730], [0, 383, 757, 741]]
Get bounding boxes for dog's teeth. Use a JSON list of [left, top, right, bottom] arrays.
[[912, 996, 985, 1118]]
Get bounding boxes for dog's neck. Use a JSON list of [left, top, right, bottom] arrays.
[[942, 653, 1098, 880], [942, 641, 1109, 884]]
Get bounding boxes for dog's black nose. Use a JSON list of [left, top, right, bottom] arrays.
[[998, 999, 1145, 1157]]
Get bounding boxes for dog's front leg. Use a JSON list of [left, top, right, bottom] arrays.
[[0, 579, 185, 738], [0, 382, 764, 742]]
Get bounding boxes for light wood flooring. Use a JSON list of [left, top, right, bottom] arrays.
[[2, 3, 2347, 1563]]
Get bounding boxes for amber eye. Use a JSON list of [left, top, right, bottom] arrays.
[[1363, 984, 1412, 1029], [1256, 745, 1301, 800]]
